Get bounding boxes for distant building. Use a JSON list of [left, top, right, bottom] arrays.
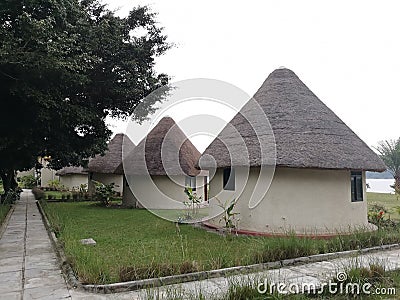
[[56, 167, 88, 190], [87, 133, 134, 195], [120, 117, 208, 208]]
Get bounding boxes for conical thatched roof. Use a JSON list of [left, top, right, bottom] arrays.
[[88, 133, 135, 175], [123, 117, 201, 176], [201, 68, 386, 172], [56, 166, 87, 176]]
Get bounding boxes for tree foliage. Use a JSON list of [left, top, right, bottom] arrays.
[[0, 0, 170, 194], [376, 138, 400, 192]]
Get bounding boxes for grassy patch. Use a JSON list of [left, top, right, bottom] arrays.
[[42, 201, 400, 285], [367, 192, 400, 220]]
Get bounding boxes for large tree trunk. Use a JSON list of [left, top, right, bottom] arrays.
[[1, 169, 18, 195], [394, 172, 400, 194]]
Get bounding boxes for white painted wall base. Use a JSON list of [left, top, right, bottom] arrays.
[[208, 167, 371, 234]]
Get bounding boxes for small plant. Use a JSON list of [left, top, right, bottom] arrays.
[[93, 181, 115, 206], [368, 204, 398, 228], [72, 191, 79, 201], [216, 197, 240, 235], [19, 175, 37, 189], [180, 186, 202, 221], [1, 188, 21, 204], [66, 194, 71, 201], [48, 180, 61, 191]]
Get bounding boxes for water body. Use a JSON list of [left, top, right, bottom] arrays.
[[366, 179, 395, 194]]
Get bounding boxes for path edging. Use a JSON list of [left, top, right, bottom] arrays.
[[0, 203, 15, 239], [36, 200, 400, 294]]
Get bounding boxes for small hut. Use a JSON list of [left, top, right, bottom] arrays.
[[88, 133, 134, 195], [56, 167, 88, 190], [200, 68, 386, 235], [121, 117, 208, 208]]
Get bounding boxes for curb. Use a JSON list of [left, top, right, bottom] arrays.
[[36, 200, 400, 294], [0, 203, 15, 239], [36, 201, 83, 290]]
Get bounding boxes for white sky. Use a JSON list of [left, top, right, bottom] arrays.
[[105, 0, 400, 151]]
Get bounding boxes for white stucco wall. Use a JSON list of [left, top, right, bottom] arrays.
[[92, 173, 123, 194], [208, 167, 371, 234], [40, 168, 59, 187], [122, 175, 208, 208], [59, 174, 88, 190]]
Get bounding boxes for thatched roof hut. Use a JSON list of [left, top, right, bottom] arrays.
[[56, 166, 87, 176], [201, 68, 386, 172], [123, 117, 201, 176], [88, 133, 135, 175]]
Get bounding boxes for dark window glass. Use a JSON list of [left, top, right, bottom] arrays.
[[185, 176, 196, 191], [351, 171, 363, 202], [223, 167, 235, 191]]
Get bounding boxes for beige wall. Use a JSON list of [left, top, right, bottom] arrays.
[[208, 167, 372, 234], [92, 173, 123, 194], [59, 174, 88, 190], [40, 168, 59, 187], [122, 175, 208, 209]]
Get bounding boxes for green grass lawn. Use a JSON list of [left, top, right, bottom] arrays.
[[42, 201, 400, 284], [367, 192, 400, 219]]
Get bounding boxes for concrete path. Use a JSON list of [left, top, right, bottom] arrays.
[[0, 190, 71, 300], [1, 190, 400, 299]]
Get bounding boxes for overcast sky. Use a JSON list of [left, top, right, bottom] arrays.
[[105, 0, 399, 151]]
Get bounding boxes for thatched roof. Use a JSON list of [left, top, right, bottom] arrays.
[[201, 68, 386, 172], [88, 133, 135, 175], [56, 166, 87, 176], [122, 117, 201, 176]]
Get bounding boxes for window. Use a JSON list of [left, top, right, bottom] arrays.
[[223, 167, 235, 191], [185, 176, 196, 191], [351, 171, 363, 202]]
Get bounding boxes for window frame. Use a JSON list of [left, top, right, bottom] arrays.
[[351, 171, 364, 202], [223, 167, 235, 191], [185, 176, 196, 191]]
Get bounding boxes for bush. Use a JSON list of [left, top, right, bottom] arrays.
[[48, 180, 61, 191], [368, 204, 398, 229], [1, 188, 22, 204], [32, 187, 45, 200], [19, 175, 37, 189], [93, 181, 115, 206]]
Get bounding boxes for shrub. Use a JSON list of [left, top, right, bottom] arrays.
[[32, 187, 45, 200], [1, 188, 21, 204], [368, 204, 398, 229], [48, 180, 61, 191], [19, 175, 37, 189], [93, 181, 115, 206]]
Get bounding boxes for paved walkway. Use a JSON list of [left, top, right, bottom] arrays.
[[1, 190, 400, 299], [0, 190, 71, 299]]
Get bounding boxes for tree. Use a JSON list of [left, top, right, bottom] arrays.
[[0, 0, 170, 197], [376, 138, 400, 194]]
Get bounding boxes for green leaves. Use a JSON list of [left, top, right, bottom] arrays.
[[0, 0, 170, 173]]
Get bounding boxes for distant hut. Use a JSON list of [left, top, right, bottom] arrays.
[[200, 68, 386, 235], [88, 133, 134, 195], [56, 167, 88, 190], [121, 117, 208, 208]]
